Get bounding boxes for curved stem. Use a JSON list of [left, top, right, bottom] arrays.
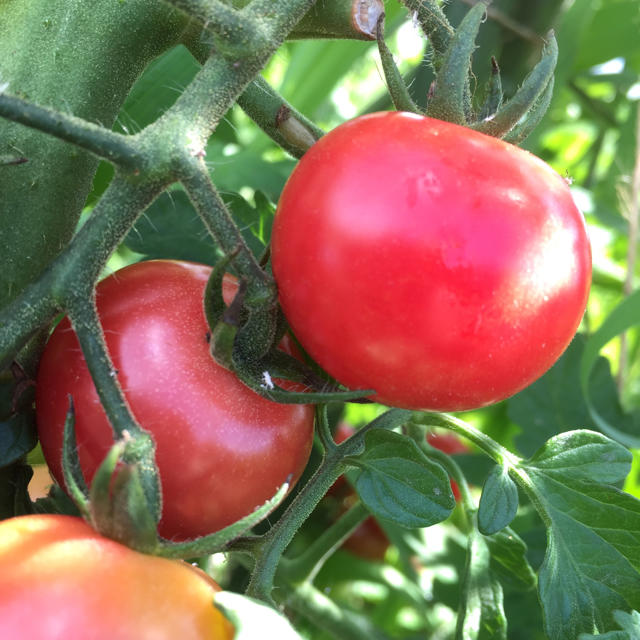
[[414, 412, 522, 468], [245, 452, 346, 602], [376, 15, 421, 113], [280, 501, 369, 584], [238, 77, 324, 156], [0, 93, 141, 169], [0, 174, 163, 369], [178, 159, 270, 284], [65, 294, 143, 440]]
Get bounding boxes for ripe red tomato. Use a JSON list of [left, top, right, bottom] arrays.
[[36, 260, 314, 540], [0, 514, 234, 640], [271, 112, 592, 411]]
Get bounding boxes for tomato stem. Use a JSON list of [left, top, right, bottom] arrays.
[[279, 501, 370, 584], [414, 412, 522, 469], [244, 448, 347, 603], [0, 93, 142, 170]]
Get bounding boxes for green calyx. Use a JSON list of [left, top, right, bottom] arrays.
[[380, 0, 558, 142], [61, 401, 292, 558]]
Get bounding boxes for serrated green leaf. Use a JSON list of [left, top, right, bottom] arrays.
[[478, 465, 519, 535], [579, 609, 640, 640], [515, 431, 640, 639], [528, 430, 632, 485], [456, 526, 507, 640], [353, 430, 455, 529], [580, 291, 640, 449], [0, 410, 37, 467], [485, 527, 536, 592], [214, 592, 303, 639]]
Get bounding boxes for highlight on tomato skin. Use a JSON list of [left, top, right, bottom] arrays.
[[35, 260, 315, 541], [271, 111, 592, 412], [0, 514, 235, 640]]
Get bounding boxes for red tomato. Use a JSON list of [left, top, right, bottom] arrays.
[[0, 514, 234, 640], [271, 112, 592, 411], [36, 260, 314, 540]]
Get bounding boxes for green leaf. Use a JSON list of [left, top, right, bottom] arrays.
[[352, 429, 455, 529], [573, 1, 640, 72], [515, 431, 640, 639], [509, 336, 634, 456], [478, 465, 519, 535], [579, 609, 640, 640], [226, 190, 274, 257], [0, 410, 37, 467], [455, 526, 507, 640], [485, 527, 536, 592], [214, 592, 303, 640], [527, 430, 632, 485], [115, 45, 201, 134], [580, 291, 640, 449]]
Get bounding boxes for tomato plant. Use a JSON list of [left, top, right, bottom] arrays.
[[35, 260, 315, 540], [0, 514, 234, 640], [271, 112, 592, 411]]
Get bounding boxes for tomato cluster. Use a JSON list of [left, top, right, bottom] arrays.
[[272, 112, 591, 412], [36, 260, 315, 541]]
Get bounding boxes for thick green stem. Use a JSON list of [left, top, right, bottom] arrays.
[[65, 295, 144, 441], [178, 159, 269, 284], [0, 93, 141, 169], [0, 174, 163, 369], [290, 0, 384, 41], [160, 0, 318, 143], [166, 0, 270, 57], [245, 453, 346, 602], [237, 77, 324, 157]]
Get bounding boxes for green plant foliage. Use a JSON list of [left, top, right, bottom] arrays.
[[478, 465, 519, 535], [352, 429, 455, 528], [2, 0, 640, 638], [515, 431, 640, 638]]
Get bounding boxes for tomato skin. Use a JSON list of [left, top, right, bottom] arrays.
[[271, 112, 592, 411], [36, 260, 314, 540], [0, 514, 234, 640]]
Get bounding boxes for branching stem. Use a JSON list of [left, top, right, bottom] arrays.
[[0, 93, 141, 169]]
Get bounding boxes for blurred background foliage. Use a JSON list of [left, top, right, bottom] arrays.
[[76, 0, 640, 637]]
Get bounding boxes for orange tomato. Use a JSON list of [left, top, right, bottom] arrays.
[[0, 514, 234, 640]]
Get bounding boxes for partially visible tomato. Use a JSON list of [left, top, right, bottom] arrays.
[[272, 111, 592, 411], [0, 514, 234, 640], [36, 260, 315, 541]]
